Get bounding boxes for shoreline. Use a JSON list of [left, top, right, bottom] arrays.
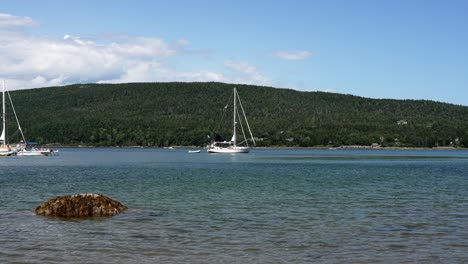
[[47, 145, 468, 151]]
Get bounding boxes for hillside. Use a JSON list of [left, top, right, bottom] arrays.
[[4, 82, 468, 148]]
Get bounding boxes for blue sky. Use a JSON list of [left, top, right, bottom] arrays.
[[1, 0, 468, 105]]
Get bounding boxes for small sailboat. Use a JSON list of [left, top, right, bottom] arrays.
[[0, 81, 16, 156], [0, 80, 58, 157], [208, 87, 255, 154]]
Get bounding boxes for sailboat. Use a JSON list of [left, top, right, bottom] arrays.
[[0, 80, 58, 157], [207, 87, 255, 153], [0, 81, 15, 156]]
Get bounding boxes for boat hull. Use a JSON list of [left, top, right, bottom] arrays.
[[207, 147, 250, 153], [17, 151, 44, 156], [17, 150, 59, 156], [0, 150, 15, 156]]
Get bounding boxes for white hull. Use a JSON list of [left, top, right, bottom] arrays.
[[207, 146, 250, 153], [17, 153, 39, 156], [0, 145, 15, 156], [188, 150, 201, 153], [0, 150, 15, 156], [17, 151, 44, 156], [17, 149, 59, 156]]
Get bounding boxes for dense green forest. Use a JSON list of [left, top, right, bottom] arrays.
[[3, 82, 468, 148]]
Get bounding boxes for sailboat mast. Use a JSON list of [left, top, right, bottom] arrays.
[[2, 80, 5, 145], [233, 87, 237, 146]]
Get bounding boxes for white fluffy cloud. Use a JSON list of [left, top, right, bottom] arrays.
[[274, 50, 311, 60], [224, 60, 271, 85], [0, 13, 272, 90]]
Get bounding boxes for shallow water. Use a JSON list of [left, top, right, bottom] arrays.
[[1, 148, 468, 263]]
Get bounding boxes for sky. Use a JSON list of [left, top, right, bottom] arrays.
[[1, 0, 468, 105]]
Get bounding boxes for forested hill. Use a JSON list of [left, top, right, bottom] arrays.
[[5, 82, 468, 148]]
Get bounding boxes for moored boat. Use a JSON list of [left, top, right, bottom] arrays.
[[0, 80, 19, 156], [207, 87, 255, 154], [17, 147, 59, 156], [0, 80, 58, 157]]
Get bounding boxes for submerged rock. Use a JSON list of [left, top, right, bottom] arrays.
[[35, 193, 128, 218]]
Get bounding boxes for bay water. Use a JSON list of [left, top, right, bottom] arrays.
[[1, 148, 468, 263]]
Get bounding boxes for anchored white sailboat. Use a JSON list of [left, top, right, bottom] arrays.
[[0, 80, 15, 156], [208, 87, 255, 154], [0, 80, 58, 157]]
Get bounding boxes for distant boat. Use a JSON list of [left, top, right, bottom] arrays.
[[17, 145, 59, 156], [207, 87, 255, 154], [188, 150, 201, 153], [0, 80, 57, 157], [0, 81, 17, 156]]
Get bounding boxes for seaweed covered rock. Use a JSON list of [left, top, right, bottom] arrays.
[[35, 193, 128, 217]]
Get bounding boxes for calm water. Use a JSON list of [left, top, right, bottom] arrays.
[[1, 148, 468, 263]]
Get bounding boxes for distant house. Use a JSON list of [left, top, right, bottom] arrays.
[[397, 120, 408, 125]]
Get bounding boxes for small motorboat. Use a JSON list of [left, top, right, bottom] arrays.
[[188, 150, 201, 153]]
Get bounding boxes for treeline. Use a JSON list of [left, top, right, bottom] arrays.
[[4, 82, 468, 148]]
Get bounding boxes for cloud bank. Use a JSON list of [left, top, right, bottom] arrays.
[[0, 13, 272, 90]]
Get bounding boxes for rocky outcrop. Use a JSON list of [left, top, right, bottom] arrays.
[[35, 193, 128, 217]]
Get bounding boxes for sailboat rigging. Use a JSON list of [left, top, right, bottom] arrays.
[[208, 87, 255, 153], [0, 80, 15, 156], [0, 80, 58, 156]]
